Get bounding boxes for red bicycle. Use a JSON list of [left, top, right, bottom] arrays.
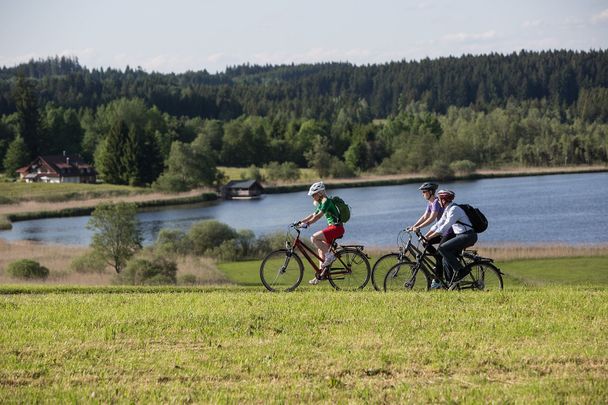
[[259, 223, 371, 292]]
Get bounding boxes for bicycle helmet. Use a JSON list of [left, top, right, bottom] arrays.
[[418, 182, 439, 192], [308, 181, 326, 196], [437, 189, 455, 202]]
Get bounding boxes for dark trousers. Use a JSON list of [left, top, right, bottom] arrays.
[[425, 235, 443, 279], [438, 231, 477, 281]]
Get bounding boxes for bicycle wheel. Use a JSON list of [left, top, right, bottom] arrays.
[[259, 249, 304, 292], [370, 253, 402, 291], [327, 248, 370, 291], [383, 260, 431, 292], [450, 261, 503, 291]]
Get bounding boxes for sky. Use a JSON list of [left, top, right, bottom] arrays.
[[1, 0, 607, 74]]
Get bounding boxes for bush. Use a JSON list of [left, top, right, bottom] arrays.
[[6, 259, 49, 279], [154, 228, 187, 257], [264, 161, 301, 182], [0, 215, 11, 230], [329, 158, 356, 178], [449, 160, 477, 176], [119, 255, 177, 285], [152, 173, 190, 192], [187, 220, 238, 256], [207, 239, 240, 261], [240, 165, 264, 181], [255, 231, 287, 256], [70, 252, 107, 274], [428, 162, 454, 181], [178, 274, 198, 285]]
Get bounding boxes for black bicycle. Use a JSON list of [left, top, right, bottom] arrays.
[[383, 229, 504, 291], [370, 229, 417, 291]]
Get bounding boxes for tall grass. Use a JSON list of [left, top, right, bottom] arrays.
[[366, 244, 608, 262], [0, 240, 228, 285], [0, 288, 606, 402], [0, 182, 147, 204]]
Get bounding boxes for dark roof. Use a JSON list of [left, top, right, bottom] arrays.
[[21, 155, 96, 177], [224, 179, 263, 189]]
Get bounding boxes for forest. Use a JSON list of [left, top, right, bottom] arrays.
[[0, 49, 606, 189]]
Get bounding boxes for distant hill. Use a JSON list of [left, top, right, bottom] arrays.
[[1, 50, 607, 120]]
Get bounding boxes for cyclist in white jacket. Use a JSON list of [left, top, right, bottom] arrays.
[[424, 189, 477, 284]]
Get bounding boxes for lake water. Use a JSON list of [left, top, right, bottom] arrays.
[[1, 172, 607, 247]]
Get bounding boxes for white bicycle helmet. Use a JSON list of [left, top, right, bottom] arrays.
[[437, 189, 455, 202], [308, 181, 326, 196]]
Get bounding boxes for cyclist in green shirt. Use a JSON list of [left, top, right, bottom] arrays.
[[298, 181, 345, 285]]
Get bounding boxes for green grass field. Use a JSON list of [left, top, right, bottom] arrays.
[[218, 255, 608, 288], [218, 166, 318, 183], [1, 256, 607, 403]]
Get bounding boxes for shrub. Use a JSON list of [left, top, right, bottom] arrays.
[[264, 161, 301, 182], [329, 158, 356, 178], [0, 215, 11, 230], [0, 195, 14, 205], [119, 255, 177, 285], [178, 274, 198, 285], [70, 251, 107, 274], [449, 160, 477, 176], [6, 259, 49, 279], [186, 220, 238, 256], [255, 231, 287, 256], [152, 173, 190, 192], [240, 165, 264, 181], [207, 239, 240, 261], [154, 228, 187, 257], [429, 162, 454, 181]]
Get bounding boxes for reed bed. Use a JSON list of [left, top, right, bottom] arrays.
[[475, 243, 608, 261], [366, 243, 608, 262], [0, 239, 230, 285]]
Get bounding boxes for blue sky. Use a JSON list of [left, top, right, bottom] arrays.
[[1, 0, 607, 73]]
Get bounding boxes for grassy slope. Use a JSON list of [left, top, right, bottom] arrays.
[[0, 289, 606, 403]]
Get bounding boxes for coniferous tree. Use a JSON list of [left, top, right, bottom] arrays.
[[3, 135, 30, 178], [97, 119, 129, 184], [13, 74, 43, 159]]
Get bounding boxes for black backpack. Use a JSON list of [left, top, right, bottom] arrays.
[[457, 204, 488, 233]]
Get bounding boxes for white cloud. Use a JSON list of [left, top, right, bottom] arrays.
[[591, 9, 608, 23], [441, 30, 497, 43]]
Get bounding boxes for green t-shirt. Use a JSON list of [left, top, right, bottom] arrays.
[[315, 197, 341, 225]]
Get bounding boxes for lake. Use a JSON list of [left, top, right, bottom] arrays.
[[1, 172, 607, 247]]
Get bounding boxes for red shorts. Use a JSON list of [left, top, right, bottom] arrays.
[[322, 224, 345, 243]]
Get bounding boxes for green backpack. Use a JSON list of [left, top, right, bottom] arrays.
[[331, 196, 351, 224]]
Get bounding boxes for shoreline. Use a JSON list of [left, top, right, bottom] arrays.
[[263, 165, 608, 193], [0, 165, 606, 227]]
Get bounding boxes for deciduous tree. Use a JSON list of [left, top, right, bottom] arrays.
[[86, 202, 142, 273]]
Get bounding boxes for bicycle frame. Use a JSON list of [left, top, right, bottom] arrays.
[[286, 225, 356, 278]]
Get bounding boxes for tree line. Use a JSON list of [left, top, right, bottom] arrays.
[[0, 50, 607, 188]]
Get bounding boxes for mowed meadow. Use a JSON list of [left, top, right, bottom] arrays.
[[1, 246, 608, 402], [1, 288, 607, 403]]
